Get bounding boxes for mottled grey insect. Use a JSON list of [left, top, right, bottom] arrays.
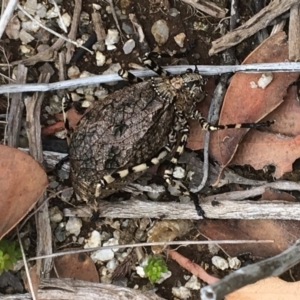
[[65, 53, 273, 217]]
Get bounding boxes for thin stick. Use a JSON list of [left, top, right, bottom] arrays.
[[27, 239, 273, 261], [0, 62, 299, 94], [0, 0, 18, 38]]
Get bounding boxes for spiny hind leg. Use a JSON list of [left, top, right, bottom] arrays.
[[93, 129, 178, 197]]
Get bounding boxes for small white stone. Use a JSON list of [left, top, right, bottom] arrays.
[[123, 39, 135, 54], [22, 16, 41, 33], [105, 29, 120, 46], [257, 72, 273, 89], [172, 286, 191, 299], [106, 258, 118, 271], [92, 3, 101, 10], [103, 238, 119, 252], [58, 13, 71, 30], [228, 257, 241, 269], [19, 45, 34, 55], [24, 0, 37, 15], [156, 270, 172, 284], [65, 217, 82, 236], [67, 66, 80, 79], [49, 206, 63, 223], [136, 266, 146, 278], [147, 183, 165, 200], [151, 20, 169, 46], [5, 17, 20, 40], [212, 256, 229, 270], [174, 33, 186, 48], [173, 166, 186, 179], [84, 230, 101, 248], [46, 7, 59, 19], [106, 44, 117, 51], [91, 248, 114, 262], [250, 81, 258, 88], [208, 243, 219, 255], [36, 3, 47, 18], [96, 51, 106, 66], [185, 275, 201, 290], [19, 29, 34, 44]]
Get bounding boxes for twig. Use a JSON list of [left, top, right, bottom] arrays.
[[289, 3, 300, 61], [181, 0, 228, 18], [200, 238, 300, 300], [0, 0, 18, 38], [0, 62, 300, 94], [48, 0, 67, 33], [66, 0, 82, 63], [107, 0, 125, 43], [209, 0, 299, 55], [17, 228, 37, 300], [27, 239, 273, 261], [6, 64, 27, 146]]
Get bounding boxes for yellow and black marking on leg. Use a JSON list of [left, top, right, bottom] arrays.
[[94, 129, 178, 196], [142, 52, 171, 78], [190, 110, 275, 131]]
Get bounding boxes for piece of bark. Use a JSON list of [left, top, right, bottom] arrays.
[[209, 0, 299, 55], [92, 11, 106, 43], [0, 278, 166, 300], [25, 68, 52, 278], [66, 0, 82, 64], [6, 64, 27, 147], [289, 3, 300, 61], [64, 199, 300, 220]]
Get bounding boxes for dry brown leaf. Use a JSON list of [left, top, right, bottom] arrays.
[[187, 32, 299, 174], [0, 145, 48, 239], [231, 131, 300, 178], [226, 277, 300, 300], [53, 253, 99, 282], [260, 188, 296, 202], [198, 219, 300, 257]]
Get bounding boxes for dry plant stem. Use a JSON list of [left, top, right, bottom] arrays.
[[289, 3, 300, 61], [64, 198, 300, 220], [25, 69, 52, 278], [167, 249, 219, 284], [66, 0, 82, 64], [58, 51, 66, 83], [181, 0, 227, 18], [0, 0, 18, 38], [6, 64, 27, 147], [17, 228, 36, 300], [107, 0, 125, 42], [209, 0, 299, 55], [28, 240, 272, 261], [0, 278, 166, 300], [92, 11, 107, 43], [270, 20, 286, 36], [1, 62, 300, 94], [200, 239, 300, 300]]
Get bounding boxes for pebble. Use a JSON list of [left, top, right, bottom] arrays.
[[84, 230, 101, 248], [96, 51, 106, 66], [49, 206, 63, 223], [55, 222, 66, 242], [65, 217, 82, 236], [19, 29, 34, 44], [58, 13, 71, 29], [228, 257, 241, 269], [123, 39, 135, 54], [91, 248, 114, 262], [174, 32, 186, 48], [257, 72, 273, 89], [212, 256, 229, 270], [36, 3, 47, 18], [67, 66, 80, 79], [147, 183, 165, 200], [136, 266, 146, 278], [173, 166, 186, 179], [122, 22, 133, 35], [169, 8, 180, 17], [105, 29, 120, 46], [5, 17, 20, 39], [106, 258, 118, 271], [61, 188, 73, 202], [156, 270, 172, 284], [172, 286, 191, 299], [151, 20, 169, 45], [103, 238, 119, 252], [185, 275, 201, 290]]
